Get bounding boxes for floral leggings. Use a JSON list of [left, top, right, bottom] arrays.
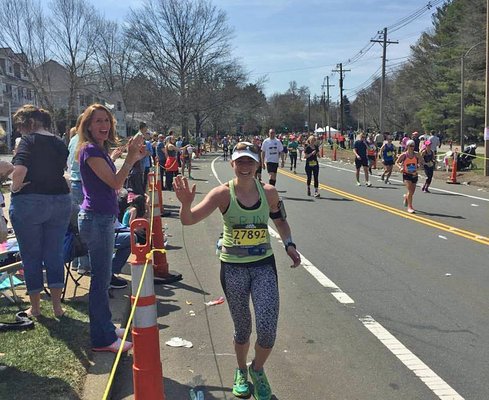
[[220, 255, 279, 349]]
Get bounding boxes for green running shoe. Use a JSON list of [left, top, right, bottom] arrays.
[[248, 364, 272, 400], [232, 368, 250, 398]]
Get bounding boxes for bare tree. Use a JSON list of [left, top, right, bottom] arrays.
[[48, 0, 100, 130], [126, 0, 233, 138], [93, 19, 138, 107], [0, 0, 54, 110]]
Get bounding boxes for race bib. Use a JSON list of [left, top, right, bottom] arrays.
[[232, 224, 268, 247], [406, 164, 417, 173], [308, 161, 317, 166], [386, 151, 394, 157]]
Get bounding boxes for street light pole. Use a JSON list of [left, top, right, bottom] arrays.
[[460, 41, 484, 151]]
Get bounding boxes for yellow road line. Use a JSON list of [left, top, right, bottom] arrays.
[[279, 168, 489, 247]]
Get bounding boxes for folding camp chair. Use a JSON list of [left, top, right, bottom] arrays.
[[60, 225, 88, 300], [0, 251, 23, 303], [44, 212, 88, 301]]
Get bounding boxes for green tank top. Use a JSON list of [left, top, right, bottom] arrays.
[[219, 179, 273, 264]]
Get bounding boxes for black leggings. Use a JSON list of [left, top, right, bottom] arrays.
[[305, 164, 319, 188], [165, 171, 177, 190], [289, 153, 297, 169], [424, 166, 434, 185]]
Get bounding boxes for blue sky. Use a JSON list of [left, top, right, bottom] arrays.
[[96, 0, 440, 100]]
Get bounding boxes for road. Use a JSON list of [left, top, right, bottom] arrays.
[[208, 155, 489, 400]]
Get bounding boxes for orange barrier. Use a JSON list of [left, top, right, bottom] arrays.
[[148, 172, 182, 284], [130, 218, 164, 400], [446, 151, 459, 184]]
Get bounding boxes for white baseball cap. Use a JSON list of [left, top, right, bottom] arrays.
[[231, 142, 260, 162]]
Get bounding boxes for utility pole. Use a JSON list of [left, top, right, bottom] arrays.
[[322, 76, 334, 139], [363, 95, 366, 132], [308, 94, 311, 133], [485, 0, 489, 176], [371, 27, 398, 134], [332, 63, 350, 134]]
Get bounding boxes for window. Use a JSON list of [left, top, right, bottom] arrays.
[[0, 59, 5, 75], [117, 101, 122, 111], [13, 63, 21, 78]]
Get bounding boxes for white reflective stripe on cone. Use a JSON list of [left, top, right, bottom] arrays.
[[133, 303, 158, 328], [131, 265, 156, 298]]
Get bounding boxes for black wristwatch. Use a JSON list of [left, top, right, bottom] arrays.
[[284, 242, 296, 251]]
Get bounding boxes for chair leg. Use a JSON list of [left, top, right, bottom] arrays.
[[63, 262, 83, 301]]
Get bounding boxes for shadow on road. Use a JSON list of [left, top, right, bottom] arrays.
[[416, 211, 465, 219]]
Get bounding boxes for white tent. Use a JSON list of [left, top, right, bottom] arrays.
[[315, 126, 341, 137]]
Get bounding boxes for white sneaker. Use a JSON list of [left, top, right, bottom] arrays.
[[366, 181, 372, 187], [356, 181, 361, 186]]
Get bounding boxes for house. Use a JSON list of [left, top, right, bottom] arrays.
[[0, 48, 36, 151], [36, 60, 128, 137]]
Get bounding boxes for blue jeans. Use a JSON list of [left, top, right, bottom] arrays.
[[71, 181, 90, 270], [78, 210, 117, 347], [113, 230, 131, 275], [9, 194, 71, 294]]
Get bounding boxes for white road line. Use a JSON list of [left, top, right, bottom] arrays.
[[360, 316, 464, 400], [319, 161, 489, 202], [212, 156, 463, 400]]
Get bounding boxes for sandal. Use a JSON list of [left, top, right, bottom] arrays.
[[92, 338, 133, 353], [0, 319, 34, 332]]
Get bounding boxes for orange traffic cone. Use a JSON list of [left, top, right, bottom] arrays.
[[148, 172, 182, 283], [446, 151, 459, 184], [130, 218, 165, 400]]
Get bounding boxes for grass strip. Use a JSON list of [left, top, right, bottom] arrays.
[[0, 300, 90, 400]]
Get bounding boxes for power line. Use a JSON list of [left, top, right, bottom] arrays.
[[387, 0, 445, 33]]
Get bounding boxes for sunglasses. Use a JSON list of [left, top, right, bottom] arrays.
[[233, 142, 260, 154]]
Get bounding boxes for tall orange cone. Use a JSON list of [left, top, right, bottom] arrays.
[[148, 172, 182, 284], [446, 150, 460, 184], [130, 218, 165, 400]]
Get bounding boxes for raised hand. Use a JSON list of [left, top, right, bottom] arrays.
[[173, 175, 196, 206]]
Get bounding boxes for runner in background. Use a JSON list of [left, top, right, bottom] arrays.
[[280, 134, 289, 168], [304, 135, 321, 198], [366, 134, 377, 175], [379, 135, 395, 184], [420, 139, 435, 193], [353, 132, 371, 187], [261, 129, 283, 186], [253, 135, 263, 181], [173, 141, 301, 400], [222, 136, 229, 161], [396, 139, 423, 214], [287, 134, 299, 174]]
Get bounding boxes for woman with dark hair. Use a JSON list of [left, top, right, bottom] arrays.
[[9, 104, 71, 318], [76, 103, 145, 352]]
